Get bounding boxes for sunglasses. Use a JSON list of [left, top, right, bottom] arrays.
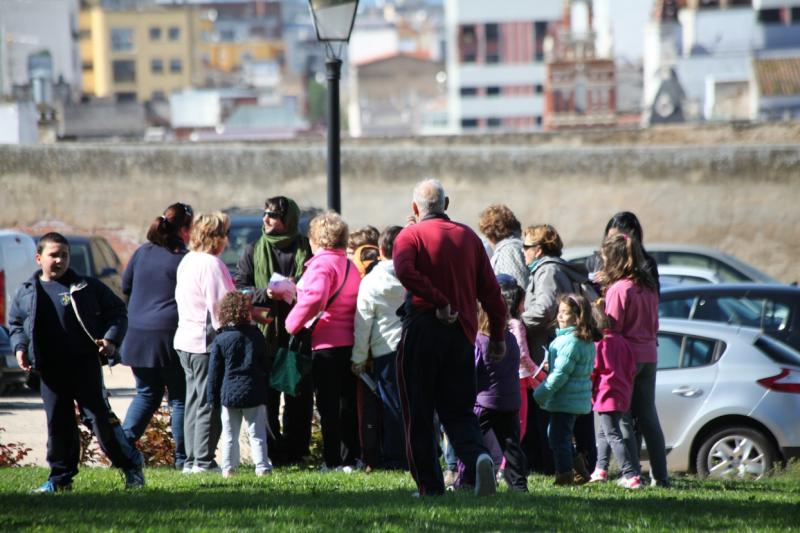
[[180, 203, 193, 217], [264, 210, 283, 219], [523, 243, 540, 250]]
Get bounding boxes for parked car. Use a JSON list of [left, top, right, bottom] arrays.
[[659, 283, 800, 352], [220, 207, 321, 278], [655, 319, 800, 478], [0, 325, 26, 394], [563, 244, 777, 283], [48, 235, 125, 300], [657, 265, 724, 287], [0, 230, 37, 327]]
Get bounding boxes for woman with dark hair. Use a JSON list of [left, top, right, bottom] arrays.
[[600, 233, 670, 488], [121, 203, 193, 469], [587, 212, 659, 293]]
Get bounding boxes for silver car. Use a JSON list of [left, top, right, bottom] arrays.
[[654, 319, 800, 478]]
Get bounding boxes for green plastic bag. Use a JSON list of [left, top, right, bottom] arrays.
[[270, 328, 313, 396]]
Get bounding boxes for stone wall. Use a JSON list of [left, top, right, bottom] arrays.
[[1, 127, 799, 282]]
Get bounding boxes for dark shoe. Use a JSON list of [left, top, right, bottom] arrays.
[[650, 477, 672, 489], [32, 480, 72, 493], [474, 453, 496, 497], [124, 467, 145, 489], [572, 453, 591, 485], [554, 470, 575, 486]]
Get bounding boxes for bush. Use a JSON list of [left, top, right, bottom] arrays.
[[136, 406, 176, 467], [0, 427, 31, 467]]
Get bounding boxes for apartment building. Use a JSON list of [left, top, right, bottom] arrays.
[[79, 5, 197, 102], [444, 0, 562, 133]]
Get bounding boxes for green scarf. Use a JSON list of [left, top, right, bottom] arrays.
[[253, 199, 310, 335]]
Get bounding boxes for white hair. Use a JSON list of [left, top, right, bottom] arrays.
[[413, 178, 446, 215]]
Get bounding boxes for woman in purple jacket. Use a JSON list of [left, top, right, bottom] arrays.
[[599, 233, 669, 488], [121, 203, 192, 469]]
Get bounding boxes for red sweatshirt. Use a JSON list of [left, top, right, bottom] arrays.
[[393, 215, 506, 343]]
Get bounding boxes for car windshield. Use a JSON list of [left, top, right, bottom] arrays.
[[754, 335, 800, 367], [220, 223, 263, 270], [69, 243, 92, 277], [653, 252, 749, 282]]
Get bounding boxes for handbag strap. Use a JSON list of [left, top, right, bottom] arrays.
[[307, 258, 351, 330]]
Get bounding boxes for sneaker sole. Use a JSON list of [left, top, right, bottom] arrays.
[[474, 456, 496, 497]]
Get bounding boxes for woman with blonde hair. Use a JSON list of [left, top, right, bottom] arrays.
[[478, 204, 528, 290], [174, 211, 236, 473], [286, 211, 361, 471]]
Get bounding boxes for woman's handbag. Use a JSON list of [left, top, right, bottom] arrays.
[[270, 260, 351, 396]]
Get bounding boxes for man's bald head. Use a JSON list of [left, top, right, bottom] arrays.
[[412, 179, 447, 217]]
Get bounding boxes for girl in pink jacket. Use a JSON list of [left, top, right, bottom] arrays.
[[285, 212, 361, 471], [589, 300, 638, 488]]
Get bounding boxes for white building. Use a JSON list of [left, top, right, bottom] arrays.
[[0, 0, 81, 99], [0, 102, 38, 144], [444, 0, 563, 133]]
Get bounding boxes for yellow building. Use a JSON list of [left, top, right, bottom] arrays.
[[202, 40, 284, 74], [79, 6, 197, 102]]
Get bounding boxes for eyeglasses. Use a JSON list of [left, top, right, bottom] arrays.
[[264, 210, 282, 219], [523, 243, 540, 250]]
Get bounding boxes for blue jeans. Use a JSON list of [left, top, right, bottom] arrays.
[[547, 412, 577, 474], [123, 364, 187, 468]]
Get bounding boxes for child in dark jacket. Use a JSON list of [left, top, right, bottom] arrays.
[[208, 291, 271, 477], [459, 297, 528, 492]]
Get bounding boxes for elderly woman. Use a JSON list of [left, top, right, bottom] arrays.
[[478, 204, 528, 290], [121, 203, 193, 469], [286, 211, 361, 471], [521, 224, 594, 479], [174, 211, 236, 473]]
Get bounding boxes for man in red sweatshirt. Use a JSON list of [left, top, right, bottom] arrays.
[[393, 178, 507, 496]]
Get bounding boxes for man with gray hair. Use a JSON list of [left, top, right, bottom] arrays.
[[393, 178, 507, 496]]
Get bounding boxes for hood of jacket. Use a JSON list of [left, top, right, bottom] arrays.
[[532, 256, 589, 283]]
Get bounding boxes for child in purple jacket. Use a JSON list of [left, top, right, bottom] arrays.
[[465, 301, 529, 492]]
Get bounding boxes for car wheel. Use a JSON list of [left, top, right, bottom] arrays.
[[696, 427, 776, 480]]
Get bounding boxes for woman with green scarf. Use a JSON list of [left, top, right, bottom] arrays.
[[234, 196, 313, 465]]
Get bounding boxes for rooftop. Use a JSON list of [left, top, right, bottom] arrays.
[[754, 57, 800, 97]]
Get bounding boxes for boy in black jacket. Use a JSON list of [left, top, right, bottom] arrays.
[[9, 233, 144, 492]]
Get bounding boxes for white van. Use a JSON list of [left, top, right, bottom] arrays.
[[0, 230, 37, 327]]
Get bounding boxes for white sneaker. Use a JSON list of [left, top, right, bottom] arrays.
[[255, 469, 272, 477], [192, 465, 222, 474], [474, 453, 496, 497], [222, 469, 234, 479], [181, 465, 193, 475], [618, 475, 642, 489]]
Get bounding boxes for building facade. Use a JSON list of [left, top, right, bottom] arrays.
[[445, 0, 562, 133], [79, 5, 197, 102]]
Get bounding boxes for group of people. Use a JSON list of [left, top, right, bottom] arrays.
[[9, 178, 669, 497]]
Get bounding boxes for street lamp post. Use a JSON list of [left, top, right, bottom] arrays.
[[307, 0, 359, 214]]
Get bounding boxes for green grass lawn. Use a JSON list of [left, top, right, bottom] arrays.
[[1, 465, 799, 532]]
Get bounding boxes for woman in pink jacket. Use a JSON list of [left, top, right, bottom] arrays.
[[598, 233, 669, 488], [285, 211, 361, 470]]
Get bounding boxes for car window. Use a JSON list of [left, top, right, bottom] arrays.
[[657, 333, 682, 370], [692, 296, 761, 327], [659, 297, 695, 319], [655, 252, 749, 282], [89, 239, 108, 275], [96, 238, 121, 270], [754, 335, 800, 367], [683, 336, 717, 367], [70, 243, 91, 277], [220, 225, 262, 270], [761, 299, 792, 332]]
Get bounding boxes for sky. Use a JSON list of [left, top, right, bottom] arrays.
[[595, 0, 654, 63]]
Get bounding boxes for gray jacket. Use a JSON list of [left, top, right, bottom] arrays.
[[522, 257, 590, 364], [490, 236, 529, 290]]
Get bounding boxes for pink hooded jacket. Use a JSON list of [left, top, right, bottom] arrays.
[[285, 248, 361, 350], [592, 331, 636, 413]]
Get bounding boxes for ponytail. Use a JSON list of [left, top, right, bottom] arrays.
[[146, 203, 193, 251]]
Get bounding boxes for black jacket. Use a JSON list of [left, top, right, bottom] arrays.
[[8, 269, 127, 369], [207, 324, 269, 409]]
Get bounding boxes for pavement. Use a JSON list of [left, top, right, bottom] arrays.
[[0, 366, 137, 466]]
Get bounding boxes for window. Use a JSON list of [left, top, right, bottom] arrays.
[[485, 23, 499, 63], [115, 92, 136, 103], [659, 297, 695, 319], [78, 29, 91, 40], [683, 337, 717, 368], [69, 243, 91, 277], [534, 21, 548, 62], [653, 252, 749, 282], [458, 25, 478, 63], [758, 8, 781, 24], [110, 28, 134, 52], [693, 296, 761, 327], [112, 60, 136, 83], [81, 61, 93, 71], [168, 26, 180, 41], [656, 333, 682, 370], [487, 117, 502, 128], [151, 59, 163, 74], [762, 299, 791, 332], [461, 118, 478, 129], [170, 58, 183, 73], [151, 90, 166, 101], [149, 27, 161, 41], [535, 84, 543, 94], [486, 86, 501, 96], [460, 87, 477, 97], [754, 336, 800, 367]]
